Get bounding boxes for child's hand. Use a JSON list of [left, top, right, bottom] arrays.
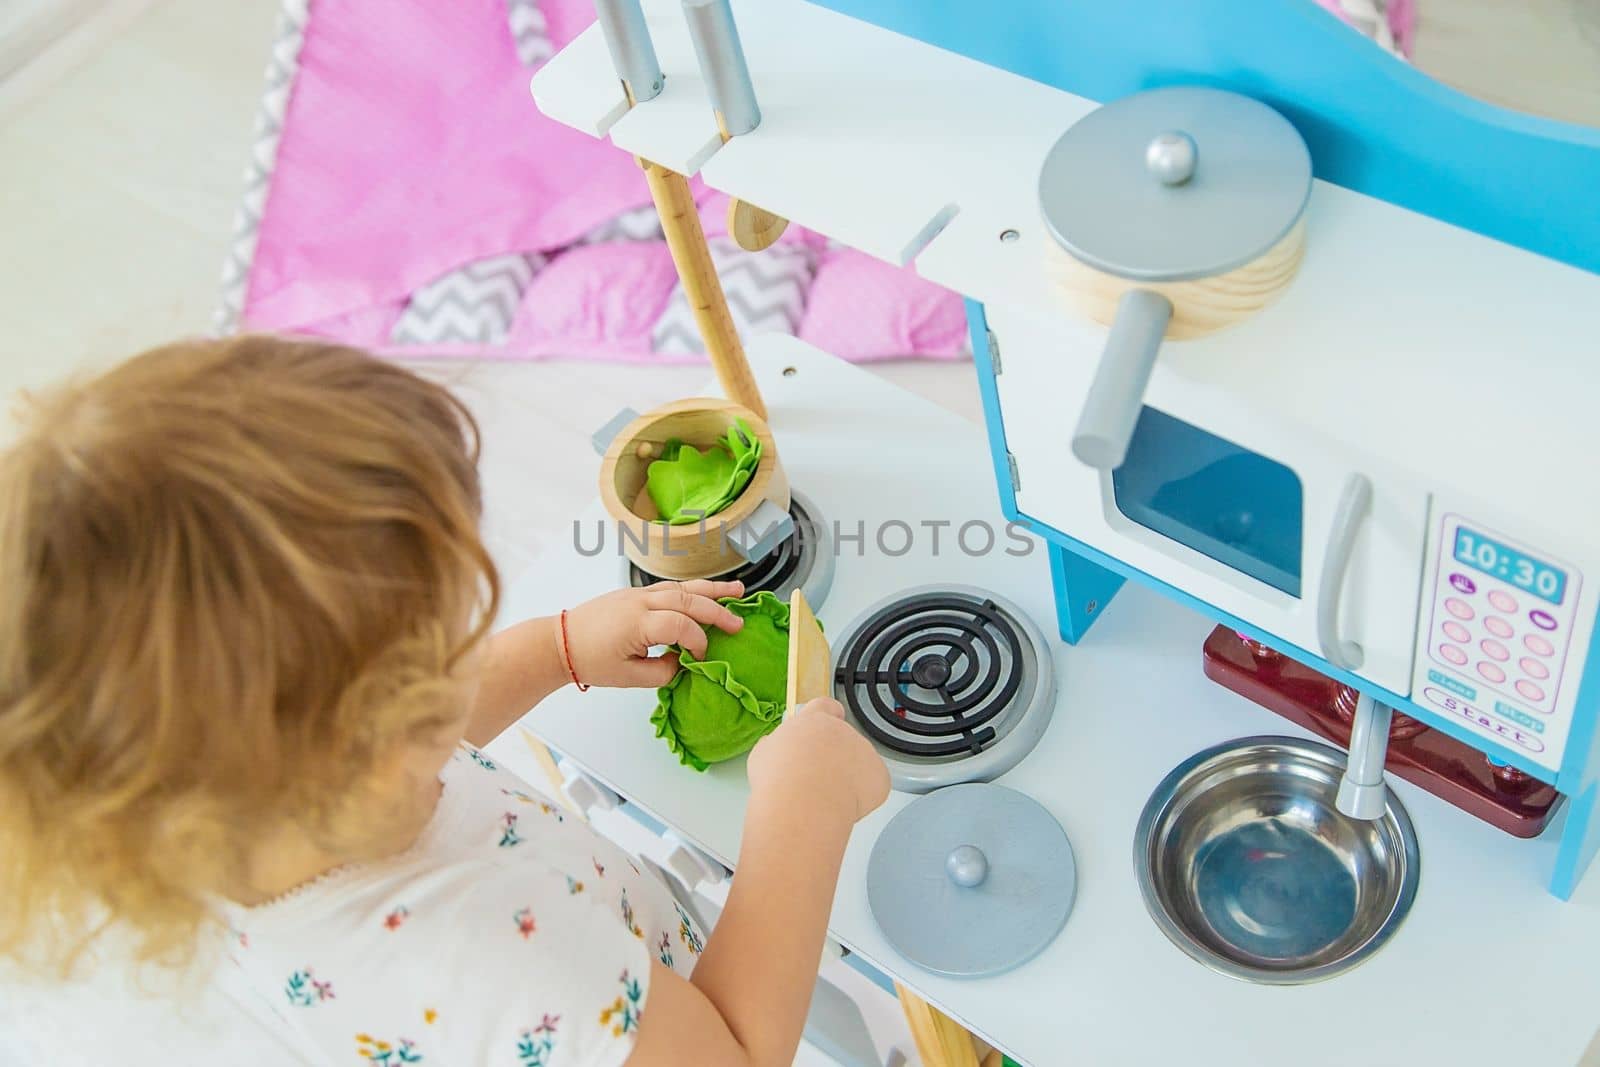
[[746, 698, 890, 824], [562, 580, 746, 688]]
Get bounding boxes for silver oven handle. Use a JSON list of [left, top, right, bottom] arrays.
[[1072, 289, 1172, 471], [1317, 472, 1373, 672]]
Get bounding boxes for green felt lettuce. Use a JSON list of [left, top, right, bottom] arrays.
[[645, 419, 762, 525], [651, 590, 820, 771]]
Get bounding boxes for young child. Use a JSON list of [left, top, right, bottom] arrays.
[[0, 336, 890, 1065]]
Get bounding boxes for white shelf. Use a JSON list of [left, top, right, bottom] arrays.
[[502, 336, 1600, 1067], [530, 0, 1600, 522]]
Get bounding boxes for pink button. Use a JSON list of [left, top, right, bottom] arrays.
[[1478, 661, 1507, 684], [1439, 644, 1468, 666], [1484, 616, 1514, 639], [1445, 598, 1474, 620], [1481, 639, 1510, 662], [1516, 679, 1545, 703], [1525, 634, 1555, 657], [1489, 590, 1519, 613], [1442, 621, 1471, 643], [1520, 657, 1550, 680]]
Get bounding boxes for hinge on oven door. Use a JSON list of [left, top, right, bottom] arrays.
[[1007, 451, 1021, 494], [987, 329, 1002, 374]]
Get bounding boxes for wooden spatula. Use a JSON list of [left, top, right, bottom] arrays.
[[786, 589, 832, 712]]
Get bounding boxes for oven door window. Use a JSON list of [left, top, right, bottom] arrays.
[[1111, 408, 1304, 597]]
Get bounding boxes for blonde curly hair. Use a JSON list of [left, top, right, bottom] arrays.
[[0, 336, 499, 973]]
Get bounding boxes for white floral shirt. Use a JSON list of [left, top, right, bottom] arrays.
[[220, 745, 704, 1066]]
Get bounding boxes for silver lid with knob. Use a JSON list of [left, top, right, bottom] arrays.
[[1039, 86, 1312, 283], [866, 783, 1077, 978]]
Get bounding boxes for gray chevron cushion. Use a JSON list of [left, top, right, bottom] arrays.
[[213, 0, 311, 335], [651, 238, 816, 355], [579, 204, 665, 244], [390, 252, 548, 346]]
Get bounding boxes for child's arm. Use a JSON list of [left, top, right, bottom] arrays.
[[627, 698, 891, 1067], [462, 616, 565, 747], [464, 579, 746, 747]]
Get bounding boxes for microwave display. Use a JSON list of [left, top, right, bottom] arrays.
[[1454, 526, 1567, 605]]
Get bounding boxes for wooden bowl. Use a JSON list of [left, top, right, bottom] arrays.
[[598, 398, 789, 580]]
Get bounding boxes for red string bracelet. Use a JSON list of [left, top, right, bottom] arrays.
[[558, 609, 590, 692]]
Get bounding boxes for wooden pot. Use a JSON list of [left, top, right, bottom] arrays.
[[598, 398, 790, 580], [1048, 219, 1306, 341]]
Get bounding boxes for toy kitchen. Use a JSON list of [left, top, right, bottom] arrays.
[[495, 1, 1600, 1064]]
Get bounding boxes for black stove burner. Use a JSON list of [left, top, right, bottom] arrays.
[[630, 496, 815, 596], [835, 594, 1026, 759], [910, 655, 951, 689]]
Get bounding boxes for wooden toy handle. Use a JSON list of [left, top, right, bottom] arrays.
[[640, 158, 769, 421], [785, 589, 832, 712]]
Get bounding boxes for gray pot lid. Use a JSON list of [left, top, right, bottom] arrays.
[[1039, 86, 1312, 282], [866, 783, 1076, 978]]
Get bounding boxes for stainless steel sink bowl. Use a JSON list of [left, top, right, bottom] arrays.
[[1134, 736, 1419, 984]]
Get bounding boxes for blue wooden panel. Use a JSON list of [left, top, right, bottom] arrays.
[[965, 300, 1017, 518], [1551, 784, 1598, 901], [1551, 605, 1600, 897], [806, 0, 1600, 275], [1047, 541, 1126, 645], [971, 299, 1128, 643], [1557, 605, 1600, 796]]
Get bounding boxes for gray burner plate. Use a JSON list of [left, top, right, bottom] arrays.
[[867, 783, 1077, 977], [831, 583, 1057, 793]]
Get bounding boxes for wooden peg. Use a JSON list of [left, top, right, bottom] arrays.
[[728, 198, 790, 251], [711, 102, 789, 251]]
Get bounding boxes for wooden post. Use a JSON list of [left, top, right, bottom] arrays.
[[895, 983, 982, 1067], [639, 157, 769, 420]]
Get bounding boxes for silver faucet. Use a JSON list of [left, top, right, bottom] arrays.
[[1336, 691, 1392, 820]]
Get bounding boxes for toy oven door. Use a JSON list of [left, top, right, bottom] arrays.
[[991, 307, 1430, 695]]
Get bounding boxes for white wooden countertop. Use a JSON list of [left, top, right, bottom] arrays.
[[501, 337, 1600, 1067], [530, 0, 1600, 520]]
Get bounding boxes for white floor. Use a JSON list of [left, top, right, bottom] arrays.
[[1, 1, 1597, 1064]]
